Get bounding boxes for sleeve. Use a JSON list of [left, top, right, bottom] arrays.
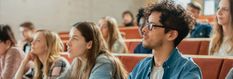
[[226, 68, 233, 79], [89, 63, 114, 79], [49, 59, 70, 78], [0, 49, 23, 79], [180, 62, 202, 79]]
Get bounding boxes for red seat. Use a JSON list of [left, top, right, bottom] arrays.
[[125, 39, 141, 53], [178, 40, 201, 55], [198, 40, 210, 55], [193, 57, 223, 79], [116, 54, 148, 72], [119, 27, 141, 39], [219, 58, 233, 79]]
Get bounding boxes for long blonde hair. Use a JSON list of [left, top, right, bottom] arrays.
[[101, 16, 128, 53], [210, 0, 233, 55], [68, 22, 128, 79], [33, 30, 64, 79]]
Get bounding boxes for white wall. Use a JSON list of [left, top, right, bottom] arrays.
[[0, 0, 145, 40]]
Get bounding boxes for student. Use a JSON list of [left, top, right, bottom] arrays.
[[187, 2, 212, 38], [98, 16, 128, 53], [209, 0, 233, 56], [0, 24, 25, 79], [19, 22, 36, 54], [134, 8, 152, 54], [122, 10, 135, 27], [129, 1, 202, 79], [15, 30, 70, 79], [59, 22, 128, 79]]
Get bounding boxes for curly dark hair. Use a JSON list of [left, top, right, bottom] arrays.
[[145, 0, 195, 47], [136, 8, 145, 26]]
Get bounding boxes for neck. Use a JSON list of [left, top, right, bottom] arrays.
[[153, 43, 174, 67], [222, 24, 232, 38], [37, 53, 47, 66]]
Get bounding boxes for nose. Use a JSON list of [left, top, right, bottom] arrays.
[[217, 8, 222, 17], [142, 25, 148, 35], [66, 39, 71, 48]]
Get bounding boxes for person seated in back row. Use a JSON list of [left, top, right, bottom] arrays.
[[134, 8, 152, 54], [0, 24, 25, 79], [186, 2, 212, 38]]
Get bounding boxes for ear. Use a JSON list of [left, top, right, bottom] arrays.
[[5, 40, 12, 48], [86, 41, 93, 49], [166, 30, 178, 41]]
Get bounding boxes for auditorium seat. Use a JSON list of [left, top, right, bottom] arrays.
[[193, 56, 223, 79], [178, 39, 201, 55], [199, 40, 210, 55], [125, 39, 141, 53], [114, 54, 149, 72], [119, 27, 141, 39], [177, 38, 210, 55], [219, 58, 233, 79]]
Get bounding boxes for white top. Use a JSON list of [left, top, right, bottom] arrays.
[[150, 66, 164, 79], [213, 37, 233, 56]]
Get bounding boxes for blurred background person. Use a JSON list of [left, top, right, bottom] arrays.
[[0, 24, 25, 79], [98, 16, 128, 53], [187, 2, 212, 38]]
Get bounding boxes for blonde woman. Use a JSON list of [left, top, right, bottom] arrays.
[[59, 22, 128, 79], [15, 30, 70, 79], [98, 16, 128, 53], [209, 0, 233, 56]]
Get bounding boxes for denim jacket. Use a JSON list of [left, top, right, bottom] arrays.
[[190, 22, 212, 38], [128, 48, 202, 79]]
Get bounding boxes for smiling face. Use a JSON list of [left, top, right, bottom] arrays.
[[217, 0, 231, 26], [67, 27, 91, 58]]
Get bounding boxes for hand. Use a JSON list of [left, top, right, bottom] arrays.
[[23, 52, 35, 64]]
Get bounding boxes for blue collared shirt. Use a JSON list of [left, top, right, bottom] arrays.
[[128, 48, 202, 79]]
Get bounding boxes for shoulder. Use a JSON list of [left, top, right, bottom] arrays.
[[6, 47, 24, 58], [179, 56, 201, 73], [52, 57, 70, 68]]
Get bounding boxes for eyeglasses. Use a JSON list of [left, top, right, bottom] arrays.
[[145, 22, 177, 31], [145, 22, 165, 31]]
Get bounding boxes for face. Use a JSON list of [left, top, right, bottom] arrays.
[[123, 14, 133, 24], [0, 40, 11, 55], [142, 12, 166, 49], [67, 27, 91, 58], [98, 19, 109, 39], [187, 6, 200, 19], [217, 0, 230, 26], [31, 32, 47, 55], [20, 27, 33, 41]]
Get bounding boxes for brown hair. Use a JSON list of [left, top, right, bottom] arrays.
[[20, 21, 35, 30], [209, 0, 233, 54], [100, 16, 128, 53], [0, 24, 16, 47], [69, 22, 128, 79]]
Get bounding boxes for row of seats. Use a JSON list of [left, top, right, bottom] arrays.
[[60, 53, 233, 79], [125, 38, 210, 55], [59, 31, 210, 55]]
